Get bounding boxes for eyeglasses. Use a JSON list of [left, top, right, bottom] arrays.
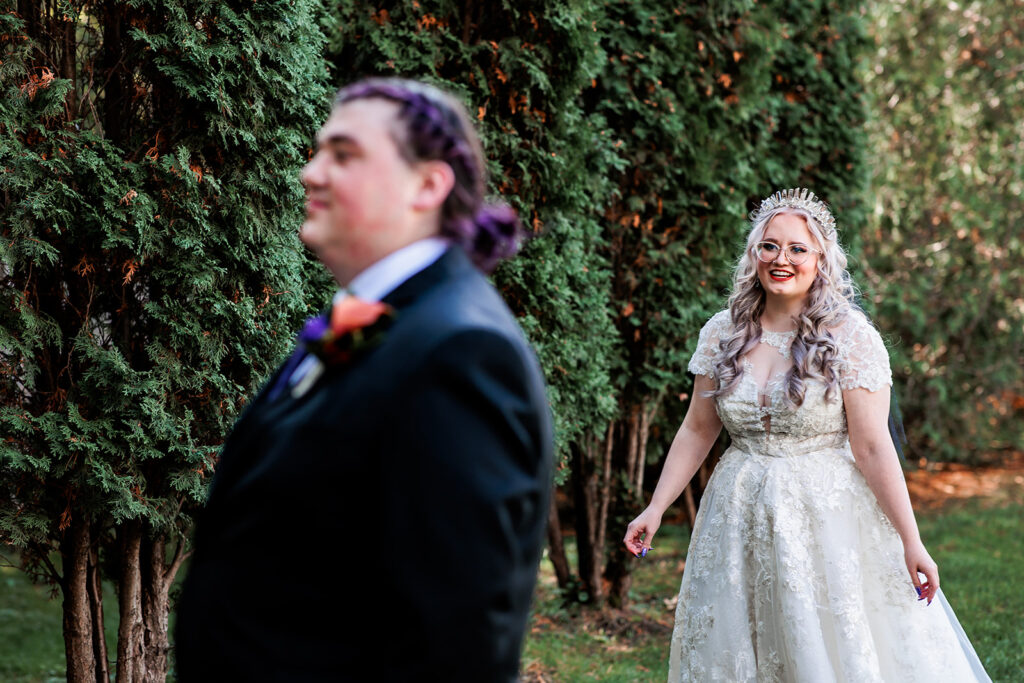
[[754, 241, 821, 266]]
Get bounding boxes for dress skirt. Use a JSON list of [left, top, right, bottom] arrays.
[[667, 445, 992, 683]]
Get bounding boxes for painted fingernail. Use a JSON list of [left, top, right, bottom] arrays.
[[640, 548, 649, 558]]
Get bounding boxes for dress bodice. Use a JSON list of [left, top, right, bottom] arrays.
[[688, 309, 892, 458], [717, 360, 848, 457]]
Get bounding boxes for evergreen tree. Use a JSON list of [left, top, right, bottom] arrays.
[[0, 1, 329, 679], [862, 0, 1024, 464]]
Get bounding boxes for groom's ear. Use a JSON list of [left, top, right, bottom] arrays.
[[411, 160, 455, 212]]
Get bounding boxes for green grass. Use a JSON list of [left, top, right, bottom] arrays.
[[522, 523, 691, 682], [2, 499, 1022, 681], [918, 500, 1024, 682], [0, 558, 119, 683], [0, 565, 66, 683]]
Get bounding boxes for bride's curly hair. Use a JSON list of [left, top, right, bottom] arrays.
[[710, 204, 859, 405]]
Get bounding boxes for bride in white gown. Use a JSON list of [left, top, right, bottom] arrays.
[[624, 189, 991, 682]]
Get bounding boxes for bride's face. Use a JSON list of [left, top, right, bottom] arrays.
[[755, 213, 820, 301]]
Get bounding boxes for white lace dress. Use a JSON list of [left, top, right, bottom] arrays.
[[668, 310, 991, 683]]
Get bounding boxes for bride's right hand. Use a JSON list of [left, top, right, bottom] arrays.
[[903, 538, 939, 605], [623, 507, 662, 557]]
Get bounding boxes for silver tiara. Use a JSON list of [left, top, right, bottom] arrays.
[[750, 188, 837, 240]]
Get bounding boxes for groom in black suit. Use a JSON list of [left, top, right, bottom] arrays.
[[175, 79, 553, 682]]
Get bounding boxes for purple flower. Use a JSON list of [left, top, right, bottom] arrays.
[[300, 315, 329, 342]]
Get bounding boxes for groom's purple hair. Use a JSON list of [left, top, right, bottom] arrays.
[[334, 78, 523, 274]]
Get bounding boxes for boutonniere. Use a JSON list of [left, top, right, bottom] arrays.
[[302, 296, 395, 366], [289, 297, 395, 399]]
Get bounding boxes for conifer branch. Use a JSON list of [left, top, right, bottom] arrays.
[[31, 542, 64, 586]]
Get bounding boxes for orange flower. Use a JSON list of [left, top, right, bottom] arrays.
[[330, 297, 391, 336]]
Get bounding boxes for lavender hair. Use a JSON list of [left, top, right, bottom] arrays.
[[334, 78, 523, 273]]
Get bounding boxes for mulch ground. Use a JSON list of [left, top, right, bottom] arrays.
[[905, 452, 1024, 510]]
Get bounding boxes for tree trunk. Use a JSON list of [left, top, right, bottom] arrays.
[[87, 542, 110, 682], [116, 523, 144, 683], [114, 525, 183, 682], [571, 437, 605, 605], [567, 396, 688, 608], [633, 402, 656, 499], [604, 399, 661, 607], [604, 410, 638, 608], [62, 515, 98, 683], [593, 422, 615, 573], [545, 493, 571, 590], [603, 544, 632, 609], [60, 2, 76, 116], [140, 535, 172, 678]]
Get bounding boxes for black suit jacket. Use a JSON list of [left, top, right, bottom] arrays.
[[176, 247, 553, 682]]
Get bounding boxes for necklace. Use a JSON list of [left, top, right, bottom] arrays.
[[759, 329, 797, 360]]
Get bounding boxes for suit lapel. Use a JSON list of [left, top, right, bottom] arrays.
[[261, 248, 468, 411]]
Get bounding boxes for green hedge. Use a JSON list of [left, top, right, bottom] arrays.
[[1, 1, 330, 675], [1, 0, 329, 547], [862, 0, 1024, 464], [325, 0, 869, 463]]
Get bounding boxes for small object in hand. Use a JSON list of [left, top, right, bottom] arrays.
[[640, 547, 649, 558]]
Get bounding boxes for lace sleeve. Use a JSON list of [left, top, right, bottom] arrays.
[[688, 310, 731, 378], [835, 312, 892, 392]]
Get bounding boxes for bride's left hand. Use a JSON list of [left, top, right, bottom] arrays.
[[903, 539, 938, 605]]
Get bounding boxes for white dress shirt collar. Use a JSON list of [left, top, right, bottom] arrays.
[[337, 237, 449, 304]]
